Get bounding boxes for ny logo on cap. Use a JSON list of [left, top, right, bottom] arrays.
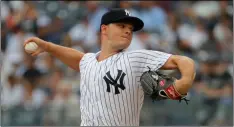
[[125, 9, 131, 16]]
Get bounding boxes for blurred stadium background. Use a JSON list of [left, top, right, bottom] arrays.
[[1, 1, 233, 126]]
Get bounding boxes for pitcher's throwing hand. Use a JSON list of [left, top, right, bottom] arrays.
[[24, 37, 49, 56]]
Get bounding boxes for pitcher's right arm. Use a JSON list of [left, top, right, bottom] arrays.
[[24, 37, 85, 71]]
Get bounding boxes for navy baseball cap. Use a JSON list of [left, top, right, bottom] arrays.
[[100, 8, 144, 32]]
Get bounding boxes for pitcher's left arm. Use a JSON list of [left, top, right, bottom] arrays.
[[160, 55, 196, 94]]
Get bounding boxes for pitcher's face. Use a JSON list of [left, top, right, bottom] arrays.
[[102, 22, 134, 50]]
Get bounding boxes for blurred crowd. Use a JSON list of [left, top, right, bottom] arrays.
[[1, 1, 233, 126]]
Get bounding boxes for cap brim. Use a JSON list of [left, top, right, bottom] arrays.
[[112, 16, 144, 32]]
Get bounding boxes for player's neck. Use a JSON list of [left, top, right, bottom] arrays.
[[97, 45, 120, 62]]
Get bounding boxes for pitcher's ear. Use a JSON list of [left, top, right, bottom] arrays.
[[101, 24, 108, 35]]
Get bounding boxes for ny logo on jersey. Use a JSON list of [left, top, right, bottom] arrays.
[[125, 9, 131, 16], [103, 70, 126, 94]]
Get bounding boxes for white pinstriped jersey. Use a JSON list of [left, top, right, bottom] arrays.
[[79, 49, 172, 126]]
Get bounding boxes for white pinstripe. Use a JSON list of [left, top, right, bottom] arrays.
[[79, 50, 171, 126]]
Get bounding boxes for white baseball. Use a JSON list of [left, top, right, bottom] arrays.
[[25, 42, 38, 53]]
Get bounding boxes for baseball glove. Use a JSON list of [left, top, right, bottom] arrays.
[[140, 67, 189, 104]]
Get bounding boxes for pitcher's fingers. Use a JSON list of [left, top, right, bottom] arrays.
[[24, 37, 39, 46], [24, 38, 34, 47], [31, 50, 41, 57]]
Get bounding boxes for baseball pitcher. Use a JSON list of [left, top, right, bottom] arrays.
[[24, 8, 196, 126]]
